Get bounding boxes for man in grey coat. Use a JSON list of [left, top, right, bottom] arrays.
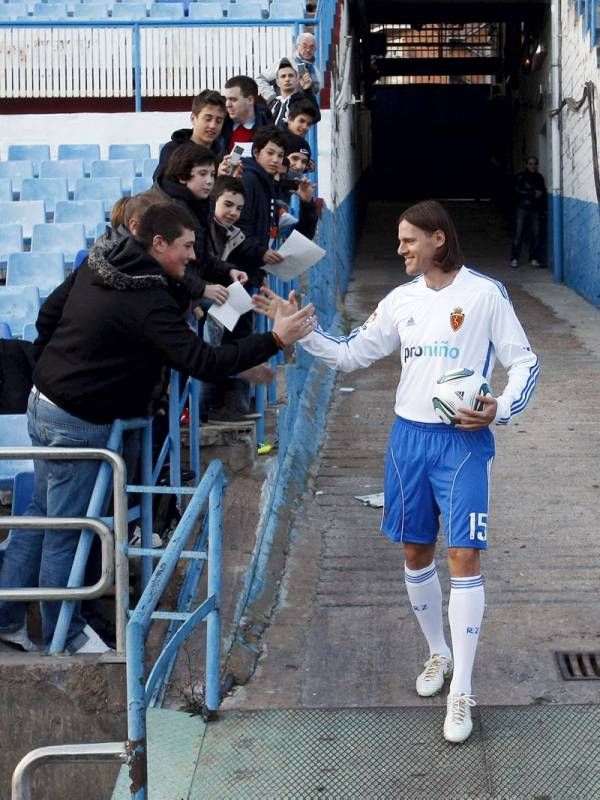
[[256, 33, 321, 104]]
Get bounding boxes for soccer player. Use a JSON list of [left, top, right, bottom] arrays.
[[257, 200, 539, 743]]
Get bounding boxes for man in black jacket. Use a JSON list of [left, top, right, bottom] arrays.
[[0, 202, 315, 654], [510, 156, 548, 268]]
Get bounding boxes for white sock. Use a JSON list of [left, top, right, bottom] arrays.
[[404, 561, 451, 660], [448, 575, 485, 696]]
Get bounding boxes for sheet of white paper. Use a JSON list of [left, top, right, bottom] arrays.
[[353, 492, 385, 508], [264, 229, 326, 281], [207, 281, 253, 332]]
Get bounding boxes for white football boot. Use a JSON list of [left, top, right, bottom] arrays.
[[416, 653, 453, 697], [443, 692, 477, 743]]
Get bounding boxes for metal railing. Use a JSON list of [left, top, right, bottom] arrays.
[[12, 742, 128, 800], [0, 18, 313, 108], [126, 459, 224, 799], [0, 446, 128, 647]]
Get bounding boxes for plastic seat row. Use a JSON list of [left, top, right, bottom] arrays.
[[0, 0, 305, 18], [3, 145, 155, 177], [0, 219, 87, 264], [2, 164, 153, 204]]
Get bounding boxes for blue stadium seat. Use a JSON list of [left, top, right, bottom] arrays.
[[72, 3, 109, 16], [32, 3, 68, 17], [7, 252, 66, 299], [269, 0, 305, 17], [188, 4, 223, 18], [0, 4, 26, 18], [21, 177, 69, 217], [57, 144, 101, 176], [0, 180, 12, 202], [39, 159, 85, 196], [226, 2, 265, 17], [149, 2, 184, 16], [11, 471, 35, 516], [31, 223, 87, 265], [111, 4, 147, 17], [132, 176, 153, 194], [0, 161, 34, 199], [0, 322, 13, 339], [108, 144, 151, 176], [21, 323, 37, 343], [7, 145, 51, 178], [91, 160, 136, 195], [0, 201, 45, 241], [142, 157, 159, 177], [0, 224, 24, 265], [0, 286, 40, 340], [74, 177, 124, 211], [54, 200, 106, 239], [0, 416, 34, 491]]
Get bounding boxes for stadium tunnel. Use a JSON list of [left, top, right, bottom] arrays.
[[348, 0, 550, 202]]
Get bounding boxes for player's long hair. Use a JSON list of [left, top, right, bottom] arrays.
[[399, 200, 464, 272]]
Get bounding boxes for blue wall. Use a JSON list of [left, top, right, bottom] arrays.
[[562, 196, 600, 307]]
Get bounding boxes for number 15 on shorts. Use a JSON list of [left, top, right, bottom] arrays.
[[469, 512, 488, 541]]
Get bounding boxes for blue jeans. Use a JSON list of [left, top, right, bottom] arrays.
[[511, 207, 541, 262], [0, 392, 112, 647]]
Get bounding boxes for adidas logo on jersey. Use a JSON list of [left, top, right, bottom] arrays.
[[406, 317, 416, 327]]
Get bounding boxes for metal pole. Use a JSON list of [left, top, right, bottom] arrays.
[[133, 23, 142, 112], [550, 0, 563, 282], [205, 475, 223, 714], [139, 422, 154, 593], [126, 620, 148, 800]]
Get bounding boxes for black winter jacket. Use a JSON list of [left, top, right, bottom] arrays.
[[237, 157, 280, 285], [33, 237, 279, 423]]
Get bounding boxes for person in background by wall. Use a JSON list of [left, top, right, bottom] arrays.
[[510, 156, 547, 268]]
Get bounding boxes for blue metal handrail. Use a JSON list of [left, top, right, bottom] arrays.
[[125, 459, 224, 800]]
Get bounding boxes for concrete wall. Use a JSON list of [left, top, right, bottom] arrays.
[[0, 654, 126, 799], [559, 2, 600, 304]]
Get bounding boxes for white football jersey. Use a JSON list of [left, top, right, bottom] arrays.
[[301, 267, 539, 425]]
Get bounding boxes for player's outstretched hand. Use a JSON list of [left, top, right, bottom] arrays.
[[454, 395, 498, 430], [272, 302, 317, 346], [253, 286, 298, 320]]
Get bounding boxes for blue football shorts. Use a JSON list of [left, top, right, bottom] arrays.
[[380, 416, 496, 549]]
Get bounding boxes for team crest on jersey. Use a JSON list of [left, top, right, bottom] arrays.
[[450, 307, 465, 332], [362, 310, 378, 329]]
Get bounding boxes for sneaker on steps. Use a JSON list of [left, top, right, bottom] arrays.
[[0, 625, 38, 652], [72, 624, 112, 655], [443, 692, 477, 743], [416, 653, 453, 697]]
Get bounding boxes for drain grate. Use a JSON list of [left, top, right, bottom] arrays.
[[555, 651, 600, 680]]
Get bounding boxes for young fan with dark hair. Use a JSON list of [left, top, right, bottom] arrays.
[[157, 142, 248, 307], [286, 98, 320, 138], [153, 89, 228, 181]]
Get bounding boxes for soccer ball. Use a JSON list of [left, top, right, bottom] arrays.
[[432, 368, 491, 425]]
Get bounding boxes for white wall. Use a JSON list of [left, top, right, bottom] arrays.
[[0, 112, 189, 160], [560, 2, 600, 204]]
